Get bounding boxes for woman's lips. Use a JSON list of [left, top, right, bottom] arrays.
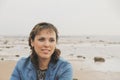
[[42, 49, 50, 54]]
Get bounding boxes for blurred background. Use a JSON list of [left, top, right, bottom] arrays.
[[0, 0, 120, 80]]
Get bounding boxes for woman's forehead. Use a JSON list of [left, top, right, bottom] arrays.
[[35, 29, 56, 38], [37, 29, 55, 34]]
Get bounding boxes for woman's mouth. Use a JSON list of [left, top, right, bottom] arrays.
[[42, 49, 50, 54]]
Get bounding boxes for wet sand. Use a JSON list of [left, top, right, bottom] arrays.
[[0, 61, 16, 80]]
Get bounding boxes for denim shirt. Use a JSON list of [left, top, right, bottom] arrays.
[[10, 56, 73, 80]]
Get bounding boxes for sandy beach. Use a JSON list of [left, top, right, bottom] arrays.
[[0, 60, 120, 80], [0, 61, 16, 80], [0, 35, 120, 80]]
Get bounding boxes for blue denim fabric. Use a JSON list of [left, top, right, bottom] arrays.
[[10, 56, 73, 80]]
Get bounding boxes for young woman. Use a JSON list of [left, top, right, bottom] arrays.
[[10, 22, 73, 80]]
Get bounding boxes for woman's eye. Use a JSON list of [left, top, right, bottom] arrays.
[[38, 38, 45, 41], [49, 39, 55, 42]]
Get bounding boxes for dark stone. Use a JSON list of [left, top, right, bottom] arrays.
[[15, 55, 20, 57], [94, 57, 105, 62]]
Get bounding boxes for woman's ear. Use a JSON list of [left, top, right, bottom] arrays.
[[31, 39, 34, 47]]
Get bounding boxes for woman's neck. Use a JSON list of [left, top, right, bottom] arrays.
[[38, 58, 51, 70]]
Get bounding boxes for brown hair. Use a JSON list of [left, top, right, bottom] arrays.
[[28, 22, 61, 68]]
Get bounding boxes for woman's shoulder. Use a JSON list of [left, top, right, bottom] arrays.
[[16, 56, 31, 69], [17, 56, 30, 63], [58, 57, 70, 63], [55, 57, 73, 77], [57, 57, 72, 68]]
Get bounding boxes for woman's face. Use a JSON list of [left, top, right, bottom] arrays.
[[31, 29, 56, 60]]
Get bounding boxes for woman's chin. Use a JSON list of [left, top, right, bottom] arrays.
[[39, 55, 51, 60]]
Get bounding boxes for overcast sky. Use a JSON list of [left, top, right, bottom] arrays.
[[0, 0, 120, 36]]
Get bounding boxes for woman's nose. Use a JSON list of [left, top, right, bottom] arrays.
[[44, 41, 50, 46]]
